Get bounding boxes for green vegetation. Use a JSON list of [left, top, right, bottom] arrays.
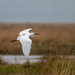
[[0, 56, 75, 75]]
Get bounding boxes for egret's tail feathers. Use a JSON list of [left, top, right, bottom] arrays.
[[10, 40, 17, 43]]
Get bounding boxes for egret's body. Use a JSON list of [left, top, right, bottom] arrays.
[[11, 28, 39, 56], [17, 34, 32, 56]]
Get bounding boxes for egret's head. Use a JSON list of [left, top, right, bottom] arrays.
[[29, 32, 40, 39]]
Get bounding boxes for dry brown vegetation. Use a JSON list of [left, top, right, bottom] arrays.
[[0, 23, 75, 55], [0, 23, 75, 75]]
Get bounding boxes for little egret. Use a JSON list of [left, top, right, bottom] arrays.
[[11, 28, 40, 56]]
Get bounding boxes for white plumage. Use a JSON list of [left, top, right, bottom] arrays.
[[19, 28, 32, 36], [16, 28, 39, 56], [19, 35, 32, 56]]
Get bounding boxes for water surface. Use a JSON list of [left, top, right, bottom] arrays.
[[0, 55, 75, 64]]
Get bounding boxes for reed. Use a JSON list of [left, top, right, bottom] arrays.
[[0, 23, 75, 55], [0, 23, 75, 75], [0, 55, 75, 75]]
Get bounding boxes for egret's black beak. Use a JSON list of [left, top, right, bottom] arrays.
[[35, 33, 40, 35]]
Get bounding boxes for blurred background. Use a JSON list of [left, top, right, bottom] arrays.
[[0, 0, 75, 75]]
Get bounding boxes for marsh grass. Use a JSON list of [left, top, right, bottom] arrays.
[[0, 23, 75, 75], [0, 23, 75, 55], [0, 55, 75, 75]]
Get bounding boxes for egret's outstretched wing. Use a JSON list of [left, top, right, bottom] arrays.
[[20, 37, 32, 56], [19, 28, 32, 36]]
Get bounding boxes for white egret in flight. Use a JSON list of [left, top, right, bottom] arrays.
[[11, 28, 40, 56]]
